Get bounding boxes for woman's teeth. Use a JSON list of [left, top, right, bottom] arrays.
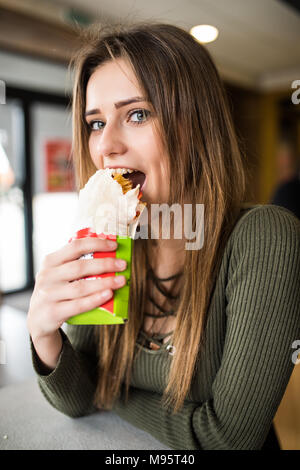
[[111, 168, 135, 175]]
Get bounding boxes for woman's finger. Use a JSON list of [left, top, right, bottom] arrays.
[[56, 289, 114, 323], [48, 276, 127, 302], [42, 237, 117, 268]]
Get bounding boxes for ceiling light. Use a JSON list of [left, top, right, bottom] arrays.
[[190, 25, 219, 44]]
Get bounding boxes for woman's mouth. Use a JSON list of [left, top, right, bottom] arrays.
[[110, 168, 146, 192], [123, 170, 146, 191]]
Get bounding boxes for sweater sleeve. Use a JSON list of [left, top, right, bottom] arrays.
[[113, 205, 300, 449], [30, 324, 98, 417]]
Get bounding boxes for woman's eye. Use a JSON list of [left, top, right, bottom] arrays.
[[87, 109, 150, 131], [89, 121, 103, 131], [128, 109, 150, 124]]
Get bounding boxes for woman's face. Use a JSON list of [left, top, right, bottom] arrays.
[[85, 58, 170, 205]]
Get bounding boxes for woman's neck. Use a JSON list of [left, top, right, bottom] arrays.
[[148, 238, 185, 279]]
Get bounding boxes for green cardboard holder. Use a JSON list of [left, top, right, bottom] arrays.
[[67, 235, 132, 325]]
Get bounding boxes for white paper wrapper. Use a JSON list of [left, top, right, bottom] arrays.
[[72, 168, 146, 238]]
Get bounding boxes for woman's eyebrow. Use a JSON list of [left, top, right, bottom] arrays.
[[85, 96, 146, 117]]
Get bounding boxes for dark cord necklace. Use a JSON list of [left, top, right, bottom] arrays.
[[145, 267, 182, 316], [142, 267, 183, 350]]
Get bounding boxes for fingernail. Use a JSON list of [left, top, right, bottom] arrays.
[[101, 289, 111, 298], [115, 259, 127, 270], [108, 241, 117, 249], [114, 276, 125, 285]]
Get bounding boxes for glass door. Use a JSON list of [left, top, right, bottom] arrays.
[[0, 87, 74, 294], [0, 99, 27, 292], [31, 102, 78, 276]]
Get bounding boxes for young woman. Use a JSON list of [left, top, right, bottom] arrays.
[[27, 22, 300, 450]]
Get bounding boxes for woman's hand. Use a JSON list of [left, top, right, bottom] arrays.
[[27, 237, 127, 369]]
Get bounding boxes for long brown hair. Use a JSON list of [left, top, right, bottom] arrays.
[[69, 21, 247, 414]]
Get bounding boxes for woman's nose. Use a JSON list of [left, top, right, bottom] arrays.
[[96, 120, 127, 158]]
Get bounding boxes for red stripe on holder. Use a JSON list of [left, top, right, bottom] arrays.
[[70, 228, 117, 314]]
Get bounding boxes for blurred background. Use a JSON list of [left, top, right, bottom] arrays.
[[0, 0, 299, 449]]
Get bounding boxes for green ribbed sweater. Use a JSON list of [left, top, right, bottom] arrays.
[[30, 204, 300, 450]]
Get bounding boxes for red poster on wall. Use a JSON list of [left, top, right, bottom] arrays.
[[45, 139, 75, 192]]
